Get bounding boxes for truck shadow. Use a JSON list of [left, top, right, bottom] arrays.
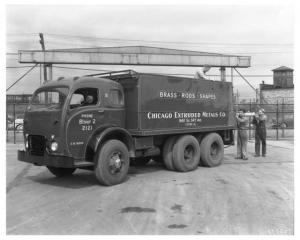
[[26, 171, 99, 189], [129, 161, 165, 177], [26, 161, 166, 189]]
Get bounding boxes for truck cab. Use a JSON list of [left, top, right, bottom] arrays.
[[19, 75, 134, 184]]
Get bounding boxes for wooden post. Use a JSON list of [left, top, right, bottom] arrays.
[[39, 33, 48, 103], [39, 33, 47, 83]]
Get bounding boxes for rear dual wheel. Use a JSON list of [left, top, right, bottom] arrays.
[[200, 133, 224, 167], [173, 135, 201, 172], [163, 135, 200, 172], [163, 136, 177, 171], [162, 133, 224, 171]]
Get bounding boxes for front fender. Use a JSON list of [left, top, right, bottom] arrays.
[[86, 126, 135, 158]]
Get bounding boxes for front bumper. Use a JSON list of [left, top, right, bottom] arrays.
[[18, 150, 94, 168]]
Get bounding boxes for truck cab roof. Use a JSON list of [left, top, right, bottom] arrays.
[[38, 76, 121, 92]]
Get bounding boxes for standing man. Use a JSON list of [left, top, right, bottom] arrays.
[[252, 108, 267, 157], [236, 109, 249, 160]]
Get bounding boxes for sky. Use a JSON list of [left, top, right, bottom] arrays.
[[6, 4, 294, 99]]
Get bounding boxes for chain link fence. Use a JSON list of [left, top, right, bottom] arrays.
[[6, 103, 28, 144], [235, 100, 294, 140]]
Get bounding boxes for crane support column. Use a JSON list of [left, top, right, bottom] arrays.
[[220, 67, 226, 82]]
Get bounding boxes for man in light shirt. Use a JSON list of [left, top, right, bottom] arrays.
[[236, 109, 249, 160]]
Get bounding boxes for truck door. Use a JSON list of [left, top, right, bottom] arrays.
[[66, 86, 125, 159], [66, 87, 104, 159]]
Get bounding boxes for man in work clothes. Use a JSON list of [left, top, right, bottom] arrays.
[[236, 109, 249, 160], [252, 109, 267, 157]]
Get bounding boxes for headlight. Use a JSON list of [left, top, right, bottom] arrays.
[[50, 141, 58, 152]]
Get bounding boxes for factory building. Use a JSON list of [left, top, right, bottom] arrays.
[[260, 66, 294, 104]]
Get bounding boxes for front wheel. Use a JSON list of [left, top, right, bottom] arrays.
[[94, 140, 129, 186], [47, 166, 76, 177]]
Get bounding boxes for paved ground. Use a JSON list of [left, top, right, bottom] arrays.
[[6, 140, 294, 235]]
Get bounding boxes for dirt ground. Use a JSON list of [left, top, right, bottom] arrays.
[[6, 140, 294, 235]]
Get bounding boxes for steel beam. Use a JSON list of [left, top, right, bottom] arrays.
[[18, 46, 251, 68]]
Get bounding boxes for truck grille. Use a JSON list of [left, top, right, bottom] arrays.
[[28, 135, 46, 156]]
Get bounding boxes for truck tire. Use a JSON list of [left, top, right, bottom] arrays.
[[47, 166, 76, 177], [130, 157, 151, 166], [172, 135, 200, 172], [94, 140, 129, 186], [163, 136, 177, 171], [200, 133, 224, 167]]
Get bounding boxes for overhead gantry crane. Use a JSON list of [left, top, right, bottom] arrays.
[[18, 45, 251, 82]]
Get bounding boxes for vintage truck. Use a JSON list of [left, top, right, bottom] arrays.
[[18, 70, 235, 186]]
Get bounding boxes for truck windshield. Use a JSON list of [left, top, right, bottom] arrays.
[[30, 87, 69, 110]]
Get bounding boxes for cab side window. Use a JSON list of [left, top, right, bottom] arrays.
[[109, 89, 124, 107], [70, 88, 99, 109]]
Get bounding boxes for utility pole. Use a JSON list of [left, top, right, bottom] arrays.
[[39, 33, 52, 103], [39, 33, 47, 83]]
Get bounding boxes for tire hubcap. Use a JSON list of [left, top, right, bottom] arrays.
[[109, 152, 123, 174], [184, 145, 194, 162]]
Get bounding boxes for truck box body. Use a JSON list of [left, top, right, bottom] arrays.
[[117, 73, 235, 136]]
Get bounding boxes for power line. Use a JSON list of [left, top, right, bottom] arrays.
[[5, 33, 295, 48], [44, 33, 293, 47], [7, 32, 292, 47]]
